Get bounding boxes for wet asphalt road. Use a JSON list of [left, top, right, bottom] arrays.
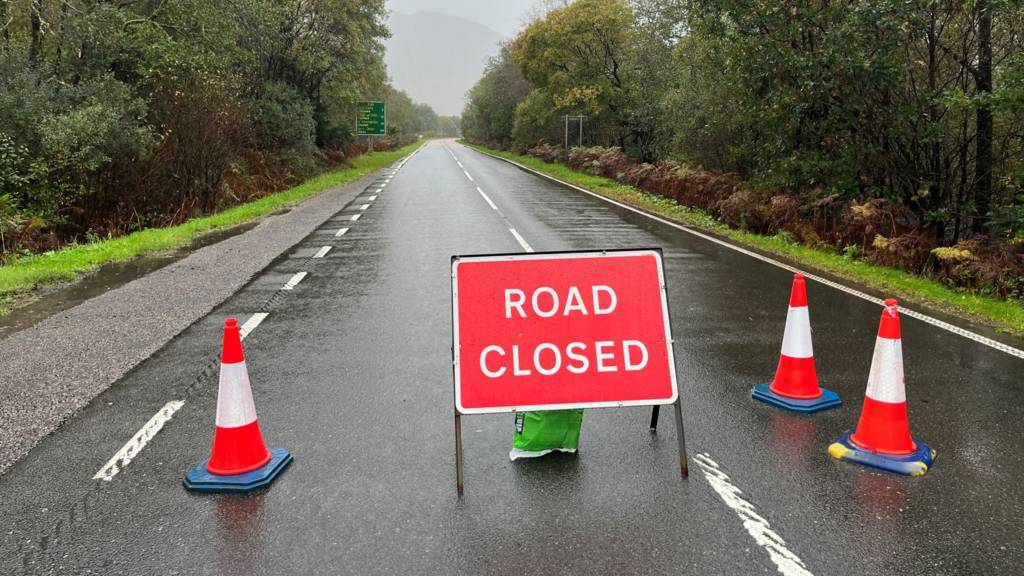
[[1, 139, 1022, 575]]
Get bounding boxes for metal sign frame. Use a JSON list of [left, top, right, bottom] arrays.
[[450, 248, 688, 493]]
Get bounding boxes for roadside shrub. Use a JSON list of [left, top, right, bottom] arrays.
[[549, 145, 1024, 297], [929, 237, 1024, 297], [867, 232, 936, 271], [527, 143, 562, 163], [250, 82, 322, 180], [86, 80, 252, 235], [0, 50, 151, 219], [717, 189, 771, 232]]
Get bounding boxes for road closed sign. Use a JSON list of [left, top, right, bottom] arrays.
[[451, 249, 678, 414]]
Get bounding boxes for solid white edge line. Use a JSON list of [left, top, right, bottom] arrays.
[[350, 214, 361, 222], [477, 187, 498, 210], [93, 400, 185, 481], [282, 271, 307, 290], [314, 246, 331, 258], [468, 146, 1024, 359], [509, 228, 534, 253], [239, 313, 268, 339], [335, 227, 350, 237], [694, 453, 814, 576]]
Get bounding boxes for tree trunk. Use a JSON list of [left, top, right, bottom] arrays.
[[0, 0, 8, 43], [30, 0, 43, 61], [973, 0, 993, 234]]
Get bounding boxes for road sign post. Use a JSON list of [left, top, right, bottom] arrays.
[[564, 115, 584, 149], [357, 101, 386, 151], [451, 248, 686, 493]]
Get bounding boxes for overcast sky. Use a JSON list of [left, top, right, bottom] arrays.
[[387, 0, 540, 38], [385, 0, 543, 115]]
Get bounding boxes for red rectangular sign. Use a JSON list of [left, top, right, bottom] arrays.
[[452, 249, 678, 414]]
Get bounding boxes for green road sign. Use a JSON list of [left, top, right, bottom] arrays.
[[357, 101, 386, 136]]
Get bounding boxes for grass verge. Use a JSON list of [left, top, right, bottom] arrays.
[[0, 141, 423, 316], [463, 142, 1024, 337]]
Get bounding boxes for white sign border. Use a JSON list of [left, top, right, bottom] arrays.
[[451, 249, 679, 415]]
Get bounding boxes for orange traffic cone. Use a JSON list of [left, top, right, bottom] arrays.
[[829, 300, 935, 476], [184, 318, 293, 492], [752, 274, 841, 412]]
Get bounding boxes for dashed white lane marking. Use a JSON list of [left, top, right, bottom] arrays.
[[239, 313, 268, 339], [95, 312, 269, 481], [463, 170, 474, 182], [93, 401, 185, 481], [477, 187, 498, 210], [350, 214, 361, 222], [358, 204, 370, 210], [471, 147, 1024, 359], [457, 161, 464, 169], [509, 228, 534, 253], [335, 228, 350, 237], [282, 272, 307, 290], [91, 141, 439, 488], [694, 454, 814, 576], [367, 195, 378, 201]]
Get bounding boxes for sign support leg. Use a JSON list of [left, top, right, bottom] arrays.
[[649, 405, 660, 430], [454, 411, 464, 494], [672, 400, 688, 478]]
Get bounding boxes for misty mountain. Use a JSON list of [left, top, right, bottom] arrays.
[[385, 11, 504, 116], [387, 0, 537, 37]]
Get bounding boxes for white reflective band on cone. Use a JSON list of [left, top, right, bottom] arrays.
[[216, 361, 259, 428], [780, 306, 814, 359], [865, 337, 906, 404]]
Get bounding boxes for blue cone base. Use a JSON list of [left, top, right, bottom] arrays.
[[184, 447, 293, 493], [828, 430, 935, 476], [752, 383, 841, 413]]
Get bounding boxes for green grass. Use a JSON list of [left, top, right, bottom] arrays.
[[463, 142, 1024, 337], [0, 141, 423, 315]]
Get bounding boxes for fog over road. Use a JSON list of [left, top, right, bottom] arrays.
[[1, 140, 1021, 575]]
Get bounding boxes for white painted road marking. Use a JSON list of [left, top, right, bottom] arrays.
[[239, 313, 268, 339], [477, 187, 498, 210], [358, 204, 370, 210], [350, 214, 361, 222], [94, 312, 269, 482], [314, 246, 332, 258], [367, 195, 378, 201], [335, 228, 350, 237], [509, 228, 534, 253], [463, 170, 474, 182], [694, 454, 814, 576], [93, 401, 185, 481], [471, 146, 1024, 359], [282, 272, 307, 291]]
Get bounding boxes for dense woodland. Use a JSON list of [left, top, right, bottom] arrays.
[[0, 0, 458, 258], [463, 0, 1024, 298]]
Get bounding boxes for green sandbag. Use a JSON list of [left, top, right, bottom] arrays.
[[510, 410, 584, 460]]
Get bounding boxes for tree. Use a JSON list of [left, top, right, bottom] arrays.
[[512, 0, 636, 151], [462, 43, 532, 147]]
